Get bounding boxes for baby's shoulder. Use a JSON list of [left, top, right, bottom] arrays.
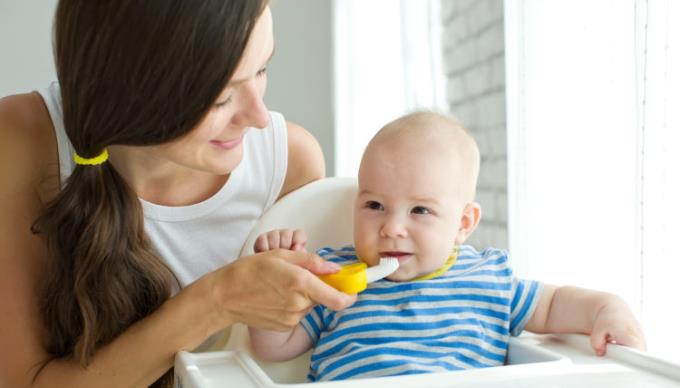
[[316, 245, 360, 265], [449, 245, 513, 275]]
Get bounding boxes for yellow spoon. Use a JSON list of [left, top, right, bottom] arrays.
[[319, 257, 399, 293]]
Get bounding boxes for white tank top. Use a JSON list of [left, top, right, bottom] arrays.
[[38, 82, 288, 288]]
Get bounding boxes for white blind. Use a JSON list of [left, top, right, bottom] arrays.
[[638, 0, 680, 363], [506, 0, 680, 362], [333, 0, 445, 177]]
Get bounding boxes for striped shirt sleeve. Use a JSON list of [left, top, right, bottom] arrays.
[[509, 276, 543, 336], [301, 304, 326, 344], [299, 247, 342, 343]]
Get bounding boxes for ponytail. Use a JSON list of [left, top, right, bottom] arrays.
[[34, 162, 175, 385]]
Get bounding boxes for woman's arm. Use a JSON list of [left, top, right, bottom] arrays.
[[525, 284, 646, 355], [278, 121, 325, 199], [32, 282, 220, 387], [12, 249, 351, 387], [0, 95, 355, 387]]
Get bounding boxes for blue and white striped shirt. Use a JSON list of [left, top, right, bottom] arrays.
[[300, 245, 543, 382]]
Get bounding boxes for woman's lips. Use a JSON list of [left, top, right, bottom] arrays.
[[210, 135, 243, 150]]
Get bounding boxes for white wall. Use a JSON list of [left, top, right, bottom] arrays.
[[0, 0, 58, 96], [265, 1, 335, 175], [441, 0, 508, 249]]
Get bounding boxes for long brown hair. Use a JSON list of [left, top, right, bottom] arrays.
[[33, 1, 267, 386]]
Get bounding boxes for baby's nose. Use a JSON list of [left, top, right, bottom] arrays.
[[380, 217, 408, 238]]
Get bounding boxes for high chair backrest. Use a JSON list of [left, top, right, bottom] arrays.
[[239, 176, 358, 257], [228, 177, 358, 383]]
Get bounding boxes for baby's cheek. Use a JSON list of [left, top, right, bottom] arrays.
[[354, 241, 374, 265]]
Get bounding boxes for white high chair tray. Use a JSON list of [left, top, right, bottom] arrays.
[[174, 333, 680, 388], [174, 178, 680, 387]]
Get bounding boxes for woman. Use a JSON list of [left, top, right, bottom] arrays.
[[0, 1, 354, 387]]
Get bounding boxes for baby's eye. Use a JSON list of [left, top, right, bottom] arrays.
[[365, 201, 384, 211], [411, 206, 431, 215]]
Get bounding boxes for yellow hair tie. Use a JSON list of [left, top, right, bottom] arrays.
[[73, 149, 109, 166]]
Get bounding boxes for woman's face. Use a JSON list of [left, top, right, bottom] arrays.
[[153, 6, 275, 175]]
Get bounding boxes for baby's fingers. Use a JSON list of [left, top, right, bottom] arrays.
[[254, 234, 270, 253], [292, 229, 308, 251], [279, 229, 294, 250], [266, 231, 281, 251], [590, 328, 609, 356], [608, 329, 647, 352], [590, 325, 647, 356], [622, 334, 647, 351]]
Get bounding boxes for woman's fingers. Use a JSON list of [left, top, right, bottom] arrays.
[[301, 273, 357, 311], [219, 250, 355, 331], [281, 249, 340, 275], [273, 250, 354, 310]]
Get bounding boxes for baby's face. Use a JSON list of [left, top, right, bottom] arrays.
[[354, 146, 468, 281]]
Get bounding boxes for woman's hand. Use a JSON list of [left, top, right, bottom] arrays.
[[210, 248, 355, 331], [254, 228, 307, 252]]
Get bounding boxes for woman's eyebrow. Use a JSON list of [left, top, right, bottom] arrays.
[[228, 44, 276, 86]]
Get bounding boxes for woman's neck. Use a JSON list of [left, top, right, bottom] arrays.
[[108, 145, 229, 206]]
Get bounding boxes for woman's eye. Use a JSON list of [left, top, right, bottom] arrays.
[[256, 67, 268, 77], [215, 95, 232, 108], [365, 201, 384, 211], [411, 206, 431, 215]]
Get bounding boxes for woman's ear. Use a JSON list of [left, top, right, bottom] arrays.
[[455, 202, 481, 244]]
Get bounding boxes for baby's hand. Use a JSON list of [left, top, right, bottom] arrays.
[[254, 229, 308, 253], [590, 299, 646, 356]]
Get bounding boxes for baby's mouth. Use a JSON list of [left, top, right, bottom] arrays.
[[380, 251, 413, 262]]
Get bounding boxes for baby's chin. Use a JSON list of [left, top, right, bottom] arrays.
[[386, 265, 443, 282], [386, 270, 418, 282]]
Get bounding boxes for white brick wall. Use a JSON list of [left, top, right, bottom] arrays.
[[441, 0, 507, 249]]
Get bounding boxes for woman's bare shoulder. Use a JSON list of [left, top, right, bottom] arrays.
[[278, 121, 325, 199], [0, 92, 57, 385], [0, 92, 60, 203]]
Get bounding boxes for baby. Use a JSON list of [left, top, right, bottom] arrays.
[[249, 111, 646, 382]]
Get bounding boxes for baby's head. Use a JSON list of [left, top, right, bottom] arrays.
[[353, 111, 481, 281]]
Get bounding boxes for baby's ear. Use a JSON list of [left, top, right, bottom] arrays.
[[455, 202, 481, 244]]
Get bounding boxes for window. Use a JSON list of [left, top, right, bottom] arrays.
[[506, 0, 680, 362], [333, 0, 446, 176]]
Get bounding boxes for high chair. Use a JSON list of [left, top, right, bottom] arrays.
[[174, 177, 680, 388]]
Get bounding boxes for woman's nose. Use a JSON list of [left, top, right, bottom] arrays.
[[232, 79, 269, 129]]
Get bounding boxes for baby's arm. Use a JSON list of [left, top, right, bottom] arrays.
[[526, 285, 646, 355], [249, 325, 313, 361], [249, 228, 314, 360]]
